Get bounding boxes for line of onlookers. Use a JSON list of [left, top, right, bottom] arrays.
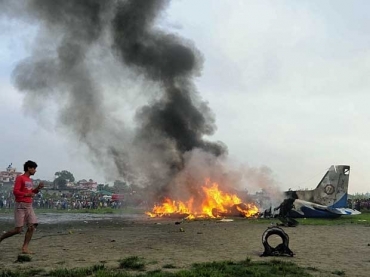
[[0, 190, 127, 210], [347, 198, 370, 211]]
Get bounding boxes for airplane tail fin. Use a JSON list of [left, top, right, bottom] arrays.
[[312, 165, 350, 207]]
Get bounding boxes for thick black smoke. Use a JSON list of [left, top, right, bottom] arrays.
[[111, 0, 226, 172], [2, 0, 227, 194]]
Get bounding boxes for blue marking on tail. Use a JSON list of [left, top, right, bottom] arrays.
[[330, 193, 348, 208]]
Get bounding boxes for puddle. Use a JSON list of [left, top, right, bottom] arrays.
[[0, 212, 147, 224]]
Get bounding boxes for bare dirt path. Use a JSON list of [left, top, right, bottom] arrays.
[[1, 216, 369, 276]]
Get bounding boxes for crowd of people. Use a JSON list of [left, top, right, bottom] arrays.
[[347, 198, 370, 211], [0, 189, 126, 210]]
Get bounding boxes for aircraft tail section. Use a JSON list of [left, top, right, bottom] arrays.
[[293, 165, 350, 208]]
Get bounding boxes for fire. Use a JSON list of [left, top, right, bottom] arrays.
[[146, 179, 259, 219]]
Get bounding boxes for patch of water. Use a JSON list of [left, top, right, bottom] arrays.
[[0, 212, 147, 224]]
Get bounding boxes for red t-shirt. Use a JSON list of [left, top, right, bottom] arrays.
[[13, 174, 39, 203]]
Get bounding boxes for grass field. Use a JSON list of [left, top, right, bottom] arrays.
[[293, 212, 370, 226], [0, 256, 317, 277]]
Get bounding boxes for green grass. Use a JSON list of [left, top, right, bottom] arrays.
[[295, 212, 370, 226], [49, 264, 106, 277], [332, 270, 346, 276], [15, 254, 32, 263], [183, 259, 313, 277], [162, 264, 177, 269], [0, 270, 28, 277], [0, 257, 315, 277], [306, 266, 319, 271], [250, 212, 370, 226], [119, 256, 146, 271]]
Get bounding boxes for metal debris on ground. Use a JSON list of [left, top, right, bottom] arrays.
[[218, 218, 234, 222]]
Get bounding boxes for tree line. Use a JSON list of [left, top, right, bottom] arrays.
[[35, 170, 133, 193]]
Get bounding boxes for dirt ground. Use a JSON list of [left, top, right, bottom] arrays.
[[1, 214, 370, 276]]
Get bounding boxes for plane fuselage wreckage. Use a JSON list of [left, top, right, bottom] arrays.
[[273, 165, 360, 219]]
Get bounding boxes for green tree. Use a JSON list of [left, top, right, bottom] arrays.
[[33, 179, 53, 186], [55, 178, 67, 190], [113, 180, 129, 192], [55, 170, 75, 182], [54, 170, 75, 189], [103, 184, 114, 193]]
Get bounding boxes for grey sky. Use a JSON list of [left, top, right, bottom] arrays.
[[1, 0, 369, 193]]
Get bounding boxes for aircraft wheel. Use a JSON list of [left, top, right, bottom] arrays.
[[260, 226, 294, 257]]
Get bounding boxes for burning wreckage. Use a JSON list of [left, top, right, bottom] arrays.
[[145, 179, 260, 219], [144, 178, 296, 258]]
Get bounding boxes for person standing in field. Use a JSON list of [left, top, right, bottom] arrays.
[[0, 160, 44, 254]]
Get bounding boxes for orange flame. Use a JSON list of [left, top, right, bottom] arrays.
[[146, 179, 259, 219]]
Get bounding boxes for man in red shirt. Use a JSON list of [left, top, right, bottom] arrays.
[[0, 160, 44, 254]]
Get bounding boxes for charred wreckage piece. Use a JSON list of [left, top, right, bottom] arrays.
[[263, 198, 299, 227], [260, 226, 294, 257], [273, 192, 299, 227]]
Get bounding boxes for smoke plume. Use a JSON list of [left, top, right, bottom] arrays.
[[1, 0, 283, 205], [2, 0, 227, 194]]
